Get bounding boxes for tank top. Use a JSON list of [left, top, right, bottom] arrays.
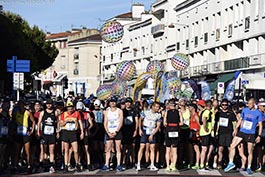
[[42, 110, 57, 135], [0, 115, 9, 138], [166, 109, 180, 138], [107, 108, 120, 133], [190, 112, 200, 131], [61, 111, 80, 131], [93, 110, 103, 123], [16, 110, 30, 136], [181, 108, 190, 129]]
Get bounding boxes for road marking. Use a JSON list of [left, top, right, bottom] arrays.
[[74, 169, 100, 175], [157, 169, 180, 174], [240, 171, 265, 177], [197, 169, 222, 176], [116, 169, 138, 174]]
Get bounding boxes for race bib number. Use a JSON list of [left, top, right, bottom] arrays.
[[66, 122, 76, 131], [146, 128, 153, 135], [108, 120, 118, 133], [43, 125, 54, 135], [242, 120, 253, 130], [184, 118, 190, 126], [17, 126, 27, 136], [219, 117, 229, 127], [1, 126, 8, 135], [168, 131, 178, 138], [143, 119, 156, 128]]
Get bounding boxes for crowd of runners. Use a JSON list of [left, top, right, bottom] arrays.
[[0, 95, 264, 175]]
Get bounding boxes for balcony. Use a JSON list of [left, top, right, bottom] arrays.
[[179, 53, 265, 78], [103, 73, 116, 81], [151, 24, 165, 35]]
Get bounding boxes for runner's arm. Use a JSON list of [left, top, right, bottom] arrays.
[[37, 111, 44, 135], [116, 109, 123, 132], [28, 111, 35, 133]]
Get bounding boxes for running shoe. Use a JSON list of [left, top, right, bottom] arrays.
[[116, 165, 123, 172], [224, 162, 235, 172], [191, 164, 200, 170], [136, 164, 141, 171], [101, 165, 110, 172], [150, 165, 158, 171], [256, 165, 262, 172], [246, 168, 253, 175], [165, 167, 171, 172], [49, 166, 55, 173]]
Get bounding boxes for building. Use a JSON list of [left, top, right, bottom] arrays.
[[102, 0, 265, 100], [44, 28, 101, 97]]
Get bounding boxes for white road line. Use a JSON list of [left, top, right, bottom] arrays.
[[116, 169, 139, 174], [157, 169, 180, 174], [197, 169, 222, 176]]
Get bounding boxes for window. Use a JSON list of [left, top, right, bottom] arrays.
[[245, 16, 250, 31], [103, 56, 105, 62], [204, 33, 208, 44], [74, 63, 79, 75], [111, 53, 113, 62], [120, 52, 122, 59], [186, 39, 189, 50], [74, 53, 79, 60], [228, 24, 233, 37], [142, 46, 145, 55], [195, 36, 198, 47], [61, 55, 66, 69], [176, 42, 180, 51], [133, 50, 137, 57], [150, 44, 153, 53], [216, 28, 220, 41]]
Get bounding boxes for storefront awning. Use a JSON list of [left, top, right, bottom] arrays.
[[210, 72, 235, 93]]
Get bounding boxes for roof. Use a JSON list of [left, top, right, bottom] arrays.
[[46, 31, 80, 40], [68, 34, 102, 44], [115, 12, 132, 19]]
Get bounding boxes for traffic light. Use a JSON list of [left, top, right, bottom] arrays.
[[63, 77, 68, 89]]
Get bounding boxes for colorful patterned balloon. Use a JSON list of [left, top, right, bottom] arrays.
[[146, 60, 164, 78], [96, 84, 112, 100], [171, 53, 190, 70], [100, 21, 124, 43], [116, 61, 136, 81], [111, 80, 127, 96]]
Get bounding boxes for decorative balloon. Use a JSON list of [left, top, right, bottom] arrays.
[[116, 61, 136, 81], [171, 53, 190, 70], [100, 21, 124, 43], [146, 60, 164, 78], [96, 84, 113, 100], [111, 80, 127, 96]]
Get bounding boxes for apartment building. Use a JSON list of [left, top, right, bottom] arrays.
[[102, 0, 265, 99]]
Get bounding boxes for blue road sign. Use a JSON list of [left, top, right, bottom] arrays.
[[6, 59, 14, 72], [16, 60, 30, 72]]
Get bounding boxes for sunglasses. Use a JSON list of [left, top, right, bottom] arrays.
[[222, 104, 228, 106]]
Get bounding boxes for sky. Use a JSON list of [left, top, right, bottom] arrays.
[[2, 0, 154, 33]]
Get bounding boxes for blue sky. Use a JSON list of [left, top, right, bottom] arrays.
[[3, 0, 154, 33]]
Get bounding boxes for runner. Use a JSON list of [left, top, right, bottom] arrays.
[[37, 99, 59, 173], [164, 99, 183, 172], [136, 102, 162, 171], [224, 98, 263, 174], [215, 99, 237, 169], [121, 97, 139, 169], [59, 102, 84, 173], [102, 96, 124, 172]]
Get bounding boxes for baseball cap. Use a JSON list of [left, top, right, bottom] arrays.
[[46, 99, 53, 104], [197, 100, 206, 107], [66, 102, 74, 107], [109, 96, 117, 102], [125, 97, 133, 103], [258, 98, 265, 106], [94, 99, 101, 106]]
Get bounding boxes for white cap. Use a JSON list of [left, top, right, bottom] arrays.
[[76, 101, 84, 110], [94, 99, 101, 106]]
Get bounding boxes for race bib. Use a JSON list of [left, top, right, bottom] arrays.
[[17, 126, 27, 136], [184, 118, 190, 126], [108, 120, 118, 133], [242, 120, 253, 130], [143, 119, 156, 128], [168, 131, 178, 138], [43, 125, 54, 135], [146, 128, 153, 135], [66, 122, 76, 131], [0, 126, 8, 135], [219, 117, 229, 127]]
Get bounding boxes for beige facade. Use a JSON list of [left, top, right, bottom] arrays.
[[45, 29, 101, 97]]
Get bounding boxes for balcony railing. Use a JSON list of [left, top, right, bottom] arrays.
[[180, 53, 265, 78], [151, 24, 165, 35]]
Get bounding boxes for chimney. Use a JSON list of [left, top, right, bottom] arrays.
[[132, 3, 145, 19]]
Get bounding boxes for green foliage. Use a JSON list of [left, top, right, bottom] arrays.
[[0, 11, 58, 95]]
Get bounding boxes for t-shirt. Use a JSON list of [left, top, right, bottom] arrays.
[[60, 111, 81, 131], [260, 112, 265, 137], [199, 109, 212, 136], [122, 108, 138, 128], [216, 109, 237, 134], [240, 108, 263, 134], [141, 110, 162, 135]]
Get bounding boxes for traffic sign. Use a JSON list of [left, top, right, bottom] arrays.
[[13, 72, 24, 90], [217, 82, 224, 94], [16, 60, 30, 72]]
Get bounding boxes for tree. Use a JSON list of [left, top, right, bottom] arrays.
[[0, 12, 58, 96]]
